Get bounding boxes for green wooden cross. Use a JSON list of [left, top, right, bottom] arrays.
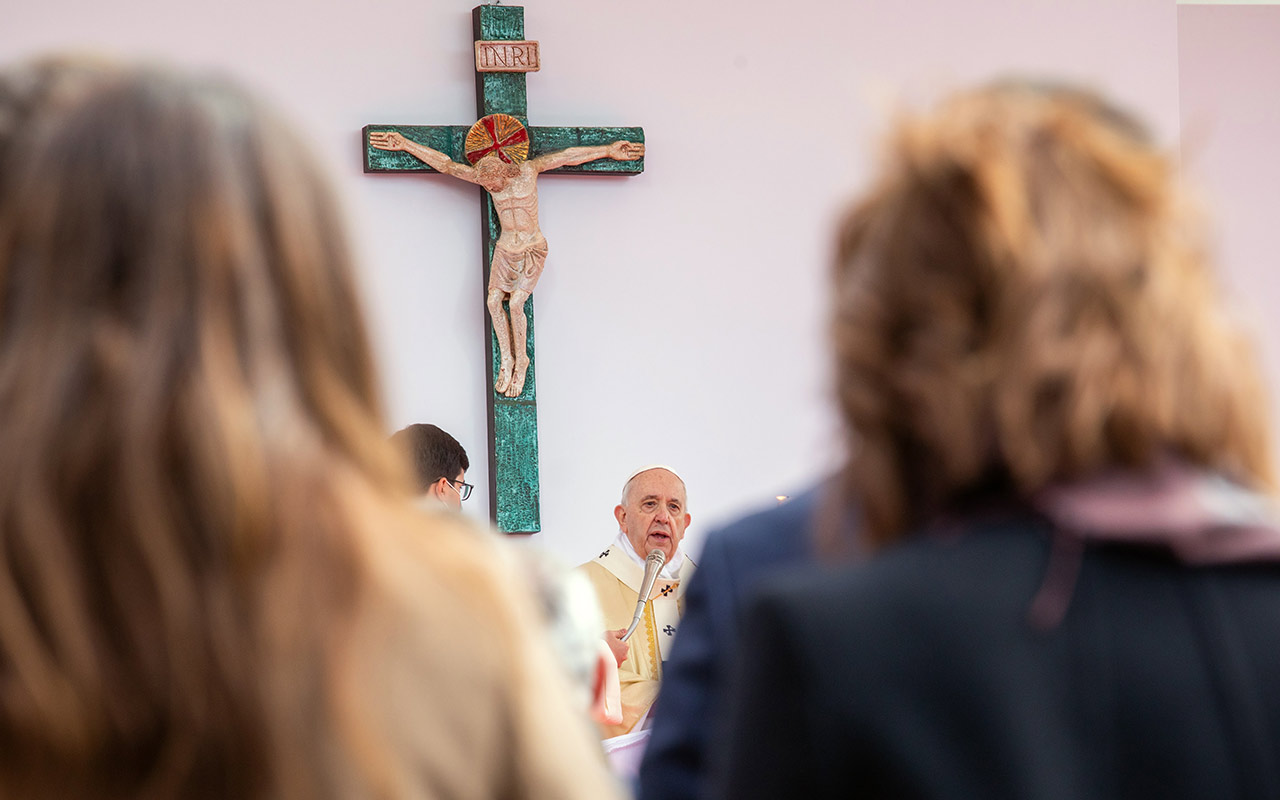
[[362, 4, 645, 533]]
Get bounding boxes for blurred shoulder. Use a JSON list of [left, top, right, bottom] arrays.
[[699, 482, 831, 570], [750, 515, 1054, 639], [337, 499, 616, 798], [359, 505, 532, 633]]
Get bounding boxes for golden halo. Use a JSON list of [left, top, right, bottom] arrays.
[[464, 113, 530, 165]]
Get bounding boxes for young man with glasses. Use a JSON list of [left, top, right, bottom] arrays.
[[390, 423, 472, 510]]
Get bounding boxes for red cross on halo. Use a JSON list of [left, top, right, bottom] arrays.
[[466, 115, 530, 164]]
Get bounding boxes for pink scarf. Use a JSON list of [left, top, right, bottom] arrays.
[[1024, 456, 1280, 628], [1035, 457, 1280, 564]]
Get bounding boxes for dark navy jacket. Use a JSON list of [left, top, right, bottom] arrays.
[[711, 515, 1280, 799], [637, 486, 820, 800]]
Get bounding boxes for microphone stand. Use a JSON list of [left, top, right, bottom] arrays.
[[621, 548, 666, 642]]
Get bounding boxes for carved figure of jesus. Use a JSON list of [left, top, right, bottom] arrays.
[[369, 115, 644, 397]]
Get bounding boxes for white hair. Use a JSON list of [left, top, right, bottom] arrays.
[[620, 464, 687, 506]]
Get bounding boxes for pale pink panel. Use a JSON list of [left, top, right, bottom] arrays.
[[1179, 5, 1280, 458]]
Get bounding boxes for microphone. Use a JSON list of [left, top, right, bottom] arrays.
[[621, 548, 666, 642]]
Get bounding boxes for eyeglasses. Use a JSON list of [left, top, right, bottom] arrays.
[[446, 479, 474, 501]]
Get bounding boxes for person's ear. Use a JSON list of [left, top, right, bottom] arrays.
[[613, 504, 626, 529], [431, 477, 449, 500], [683, 512, 691, 530]]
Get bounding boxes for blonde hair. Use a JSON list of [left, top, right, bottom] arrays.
[[0, 57, 416, 797], [832, 82, 1274, 548]]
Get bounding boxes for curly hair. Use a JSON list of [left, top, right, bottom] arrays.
[[832, 82, 1274, 547]]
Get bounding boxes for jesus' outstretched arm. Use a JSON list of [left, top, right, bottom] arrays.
[[528, 140, 644, 173], [368, 130, 481, 184]]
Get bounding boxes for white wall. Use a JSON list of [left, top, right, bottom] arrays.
[[1178, 4, 1280, 462], [2, 0, 1184, 564]]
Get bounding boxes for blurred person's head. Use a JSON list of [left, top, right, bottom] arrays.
[[0, 56, 417, 798], [831, 81, 1274, 548], [515, 546, 621, 725], [0, 56, 109, 202], [390, 423, 470, 508]]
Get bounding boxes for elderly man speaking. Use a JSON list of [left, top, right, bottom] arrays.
[[579, 466, 695, 737]]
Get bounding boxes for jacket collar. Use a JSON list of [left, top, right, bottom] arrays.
[[1033, 455, 1280, 565]]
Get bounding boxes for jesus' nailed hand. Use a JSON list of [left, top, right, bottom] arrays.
[[368, 125, 644, 398]]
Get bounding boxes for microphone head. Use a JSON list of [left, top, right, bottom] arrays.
[[645, 548, 666, 565]]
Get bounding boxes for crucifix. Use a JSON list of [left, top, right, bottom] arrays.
[[363, 4, 645, 533]]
